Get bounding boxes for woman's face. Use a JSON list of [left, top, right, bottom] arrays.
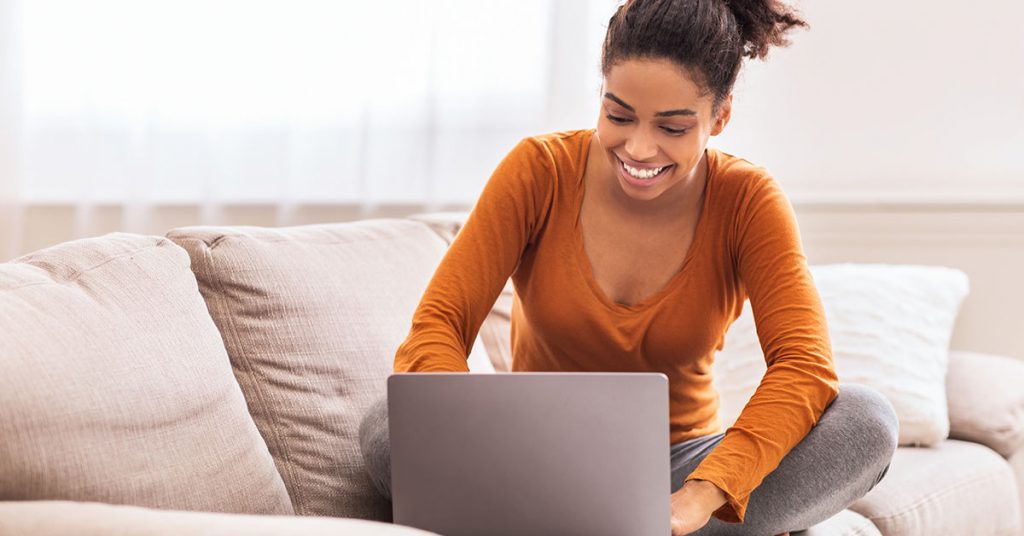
[[596, 57, 731, 203]]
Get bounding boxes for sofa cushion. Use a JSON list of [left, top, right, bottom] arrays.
[[715, 264, 969, 447], [0, 234, 293, 515], [1011, 448, 1024, 533], [946, 350, 1024, 457], [406, 211, 469, 244], [802, 509, 881, 536], [167, 220, 461, 520], [849, 440, 1022, 535], [0, 501, 440, 536]]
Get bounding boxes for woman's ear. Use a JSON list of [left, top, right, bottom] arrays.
[[710, 94, 733, 136]]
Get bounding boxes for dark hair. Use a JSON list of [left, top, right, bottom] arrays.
[[601, 0, 808, 111]]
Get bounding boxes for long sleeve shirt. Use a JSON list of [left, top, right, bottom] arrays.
[[393, 128, 840, 523]]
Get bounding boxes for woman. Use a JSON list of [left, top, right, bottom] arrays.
[[361, 0, 899, 534]]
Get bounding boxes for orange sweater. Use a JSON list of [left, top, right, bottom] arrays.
[[393, 128, 839, 523]]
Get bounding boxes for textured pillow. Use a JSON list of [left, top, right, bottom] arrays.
[[713, 264, 969, 446], [0, 233, 293, 514], [168, 220, 488, 520]]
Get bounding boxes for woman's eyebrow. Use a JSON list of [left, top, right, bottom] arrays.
[[604, 92, 697, 117]]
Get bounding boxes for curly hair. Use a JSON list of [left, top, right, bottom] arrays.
[[601, 0, 808, 110]]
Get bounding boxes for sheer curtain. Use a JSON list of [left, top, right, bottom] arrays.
[[0, 0, 23, 261], [0, 0, 618, 260]]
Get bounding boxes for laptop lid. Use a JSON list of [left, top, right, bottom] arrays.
[[388, 372, 671, 536]]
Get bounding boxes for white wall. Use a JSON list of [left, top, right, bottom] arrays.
[[712, 0, 1024, 201]]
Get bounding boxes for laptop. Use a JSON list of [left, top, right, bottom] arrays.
[[388, 372, 671, 536]]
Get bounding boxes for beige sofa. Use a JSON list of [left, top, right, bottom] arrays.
[[1, 213, 1022, 536]]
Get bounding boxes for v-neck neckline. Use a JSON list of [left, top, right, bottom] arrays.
[[571, 129, 716, 314]]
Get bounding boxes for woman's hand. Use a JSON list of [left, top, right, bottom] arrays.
[[669, 479, 727, 535]]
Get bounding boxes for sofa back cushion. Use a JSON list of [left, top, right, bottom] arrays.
[[0, 234, 293, 515], [167, 220, 454, 520]]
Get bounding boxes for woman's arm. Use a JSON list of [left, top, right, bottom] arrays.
[[684, 173, 840, 523], [393, 137, 556, 372]]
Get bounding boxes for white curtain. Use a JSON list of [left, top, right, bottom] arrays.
[[0, 0, 618, 260]]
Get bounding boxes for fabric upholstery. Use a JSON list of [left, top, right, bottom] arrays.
[[1011, 448, 1024, 534], [477, 283, 515, 372], [0, 233, 292, 515], [850, 440, 1021, 535], [167, 220, 451, 520], [801, 509, 881, 536], [405, 211, 468, 244], [946, 350, 1024, 457], [0, 501, 440, 536]]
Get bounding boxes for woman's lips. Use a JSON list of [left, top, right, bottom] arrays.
[[617, 156, 674, 188], [617, 155, 673, 170]]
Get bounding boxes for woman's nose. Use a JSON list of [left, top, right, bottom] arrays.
[[624, 131, 657, 162]]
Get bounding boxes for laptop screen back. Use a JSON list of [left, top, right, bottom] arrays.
[[388, 372, 671, 536]]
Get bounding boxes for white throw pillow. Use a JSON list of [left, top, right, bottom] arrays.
[[713, 264, 969, 447]]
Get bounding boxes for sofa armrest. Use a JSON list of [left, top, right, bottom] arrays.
[[946, 350, 1024, 457], [0, 501, 440, 536]]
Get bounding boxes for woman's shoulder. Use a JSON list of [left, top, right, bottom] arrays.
[[497, 129, 592, 182], [482, 130, 591, 209], [708, 148, 772, 183], [514, 129, 592, 161], [707, 147, 783, 201], [523, 128, 593, 146]]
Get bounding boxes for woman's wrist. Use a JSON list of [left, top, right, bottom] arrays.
[[684, 478, 728, 509]]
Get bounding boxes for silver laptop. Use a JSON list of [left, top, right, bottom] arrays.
[[388, 372, 671, 536]]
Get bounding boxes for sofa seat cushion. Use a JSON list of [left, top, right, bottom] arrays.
[[0, 501, 440, 536], [802, 509, 881, 536], [0, 234, 292, 515], [850, 440, 1021, 535], [1011, 448, 1024, 533], [168, 220, 457, 520]]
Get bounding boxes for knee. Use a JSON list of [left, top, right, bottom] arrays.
[[359, 396, 392, 499], [359, 396, 390, 457], [831, 383, 899, 462]]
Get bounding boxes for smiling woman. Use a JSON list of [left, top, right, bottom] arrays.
[[366, 1, 901, 535]]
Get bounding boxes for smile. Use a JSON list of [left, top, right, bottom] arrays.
[[617, 156, 674, 185]]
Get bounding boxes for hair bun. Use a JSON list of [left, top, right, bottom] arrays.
[[725, 0, 808, 60]]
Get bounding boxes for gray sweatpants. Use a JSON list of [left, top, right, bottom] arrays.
[[359, 382, 898, 535]]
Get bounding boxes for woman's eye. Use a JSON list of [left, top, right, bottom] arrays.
[[605, 113, 687, 135]]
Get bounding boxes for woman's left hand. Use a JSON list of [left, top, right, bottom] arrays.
[[669, 479, 727, 535]]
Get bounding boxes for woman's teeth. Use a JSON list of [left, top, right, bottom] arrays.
[[622, 161, 670, 180]]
